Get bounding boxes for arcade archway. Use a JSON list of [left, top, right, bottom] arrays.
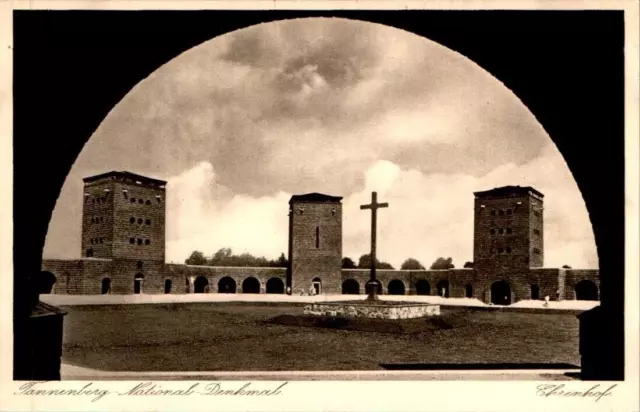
[[575, 280, 599, 301], [266, 278, 285, 294], [194, 276, 209, 293], [387, 279, 405, 295], [436, 280, 450, 298], [465, 284, 473, 298], [39, 271, 57, 294], [491, 280, 512, 305], [342, 279, 360, 295], [242, 277, 260, 294], [415, 279, 431, 295], [218, 277, 236, 293]]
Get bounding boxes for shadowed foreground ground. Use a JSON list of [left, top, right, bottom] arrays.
[[61, 303, 582, 372]]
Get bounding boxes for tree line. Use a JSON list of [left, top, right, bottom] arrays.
[[186, 249, 577, 271], [342, 255, 474, 270], [185, 248, 287, 267], [185, 248, 479, 270]]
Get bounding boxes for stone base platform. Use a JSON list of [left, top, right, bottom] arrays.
[[303, 300, 441, 319]]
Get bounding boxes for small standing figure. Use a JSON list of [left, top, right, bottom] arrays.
[[286, 286, 291, 295], [309, 284, 316, 296], [544, 295, 550, 307]]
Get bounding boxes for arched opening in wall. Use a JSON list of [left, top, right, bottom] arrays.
[[575, 280, 599, 301], [266, 278, 285, 294], [465, 284, 473, 298], [164, 279, 172, 294], [387, 279, 405, 295], [312, 277, 322, 295], [365, 279, 383, 295], [134, 273, 144, 294], [531, 284, 540, 300], [342, 279, 360, 295], [415, 279, 431, 295], [101, 277, 111, 294], [491, 280, 512, 305], [39, 271, 57, 294], [242, 277, 260, 294], [194, 276, 209, 293], [436, 280, 450, 298], [218, 277, 237, 294]]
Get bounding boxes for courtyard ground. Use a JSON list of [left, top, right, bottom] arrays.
[[58, 301, 584, 373]]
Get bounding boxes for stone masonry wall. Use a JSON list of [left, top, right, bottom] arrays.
[[474, 193, 535, 271], [81, 180, 114, 259], [41, 259, 86, 294], [112, 181, 166, 262], [563, 269, 600, 300], [289, 200, 342, 294], [164, 264, 287, 294], [341, 268, 476, 297], [304, 303, 441, 319]]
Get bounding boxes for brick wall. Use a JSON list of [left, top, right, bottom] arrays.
[[529, 195, 544, 267], [80, 258, 114, 294], [164, 264, 287, 294], [341, 268, 476, 297], [112, 181, 165, 262], [474, 193, 536, 270], [41, 258, 598, 302], [563, 269, 600, 300], [340, 267, 571, 303], [41, 259, 85, 294], [81, 180, 114, 259], [289, 199, 342, 294]]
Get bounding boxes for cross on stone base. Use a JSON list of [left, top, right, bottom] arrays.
[[360, 191, 389, 301]]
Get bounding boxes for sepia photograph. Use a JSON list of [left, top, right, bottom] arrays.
[[3, 2, 639, 411]]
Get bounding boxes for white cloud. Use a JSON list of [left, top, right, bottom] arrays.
[[165, 162, 290, 263], [164, 150, 598, 270], [342, 150, 598, 269]]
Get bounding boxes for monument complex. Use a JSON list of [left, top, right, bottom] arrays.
[[41, 170, 600, 305]]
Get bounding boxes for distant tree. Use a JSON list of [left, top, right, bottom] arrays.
[[430, 257, 455, 270], [401, 258, 425, 270], [275, 253, 288, 267], [342, 257, 357, 269], [378, 261, 395, 270], [357, 254, 395, 270], [185, 251, 207, 266], [562, 265, 572, 269], [210, 248, 233, 265], [463, 261, 474, 268]]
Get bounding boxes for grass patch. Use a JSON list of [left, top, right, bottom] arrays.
[[269, 314, 467, 334], [324, 300, 437, 306], [60, 303, 584, 371]]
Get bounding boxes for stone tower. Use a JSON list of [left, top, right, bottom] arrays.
[[82, 171, 166, 293], [473, 185, 544, 270], [288, 193, 343, 294]]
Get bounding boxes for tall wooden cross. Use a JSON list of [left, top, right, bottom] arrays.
[[360, 191, 389, 300]]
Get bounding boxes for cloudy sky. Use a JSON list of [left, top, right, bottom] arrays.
[[44, 17, 598, 269]]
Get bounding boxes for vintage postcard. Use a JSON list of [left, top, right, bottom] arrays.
[[1, 1, 638, 411]]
